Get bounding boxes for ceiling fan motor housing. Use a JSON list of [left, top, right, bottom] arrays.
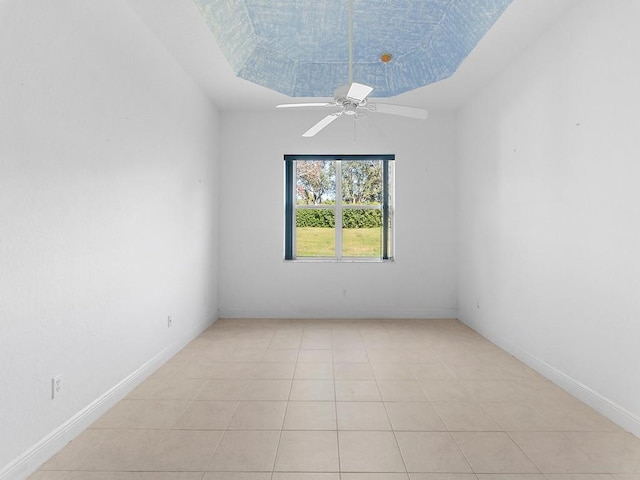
[[343, 103, 358, 115]]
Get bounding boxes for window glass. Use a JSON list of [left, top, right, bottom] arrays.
[[341, 160, 382, 205], [296, 160, 335, 205], [296, 209, 335, 257], [342, 210, 382, 257]]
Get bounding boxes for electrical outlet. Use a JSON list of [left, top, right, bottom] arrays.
[[167, 315, 172, 328], [52, 375, 62, 399]]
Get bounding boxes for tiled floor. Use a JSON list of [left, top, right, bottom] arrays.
[[31, 318, 640, 479]]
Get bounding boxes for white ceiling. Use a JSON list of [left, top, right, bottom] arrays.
[[126, 0, 580, 112]]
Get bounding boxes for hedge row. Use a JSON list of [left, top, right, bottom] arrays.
[[296, 209, 382, 228]]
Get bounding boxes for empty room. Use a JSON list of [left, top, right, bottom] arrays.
[[1, 0, 640, 479]]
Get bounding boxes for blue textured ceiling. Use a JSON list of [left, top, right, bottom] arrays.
[[194, 0, 514, 97]]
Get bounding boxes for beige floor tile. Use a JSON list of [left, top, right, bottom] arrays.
[[432, 401, 501, 431], [203, 473, 271, 480], [142, 429, 223, 471], [335, 380, 382, 401], [481, 402, 556, 431], [39, 430, 110, 470], [133, 473, 206, 479], [298, 349, 333, 363], [268, 335, 302, 349], [462, 380, 524, 402], [545, 475, 615, 480], [447, 363, 510, 380], [127, 378, 206, 400], [371, 362, 416, 380], [290, 379, 335, 401], [333, 341, 366, 351], [452, 432, 539, 473], [476, 475, 546, 480], [208, 363, 258, 379], [343, 474, 409, 480], [195, 348, 236, 363], [334, 363, 375, 380], [420, 381, 474, 402], [384, 402, 447, 431], [118, 399, 189, 429], [271, 472, 340, 480], [409, 364, 456, 381], [90, 400, 140, 429], [395, 432, 472, 473], [336, 402, 392, 430], [32, 319, 638, 480], [294, 363, 334, 379], [74, 429, 164, 471], [283, 401, 337, 430], [509, 379, 568, 400], [207, 430, 280, 471], [262, 349, 299, 363], [173, 400, 238, 429], [228, 401, 287, 430], [402, 349, 440, 363], [366, 349, 406, 363], [530, 402, 624, 432], [27, 473, 69, 480], [274, 430, 339, 472], [251, 362, 296, 379], [272, 474, 339, 480], [301, 332, 333, 349], [230, 348, 266, 362], [242, 379, 291, 400], [333, 349, 369, 363], [196, 379, 248, 400], [564, 432, 640, 473], [409, 475, 476, 480], [234, 337, 272, 349], [509, 432, 608, 473], [178, 358, 226, 378], [377, 380, 429, 402], [338, 431, 406, 472], [63, 473, 136, 479]]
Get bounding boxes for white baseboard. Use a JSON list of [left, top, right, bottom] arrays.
[[459, 316, 640, 438], [218, 307, 459, 319], [0, 315, 217, 480]]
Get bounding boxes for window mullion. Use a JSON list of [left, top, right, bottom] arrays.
[[335, 160, 342, 260], [382, 159, 389, 260]]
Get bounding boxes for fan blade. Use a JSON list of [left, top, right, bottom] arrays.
[[302, 112, 342, 137], [346, 82, 374, 102], [276, 102, 333, 109], [370, 103, 429, 120]]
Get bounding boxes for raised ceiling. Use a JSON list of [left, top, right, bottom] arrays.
[[125, 0, 581, 111], [193, 0, 513, 97]]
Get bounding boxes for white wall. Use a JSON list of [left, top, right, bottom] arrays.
[[457, 0, 640, 435], [218, 109, 457, 319], [0, 1, 220, 476]]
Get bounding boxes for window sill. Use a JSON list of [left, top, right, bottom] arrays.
[[284, 258, 394, 263]]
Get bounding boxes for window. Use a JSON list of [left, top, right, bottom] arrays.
[[284, 154, 394, 261]]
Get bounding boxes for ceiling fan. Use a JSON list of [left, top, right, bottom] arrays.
[[276, 0, 429, 137]]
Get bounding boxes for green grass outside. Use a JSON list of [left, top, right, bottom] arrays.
[[296, 227, 381, 257]]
